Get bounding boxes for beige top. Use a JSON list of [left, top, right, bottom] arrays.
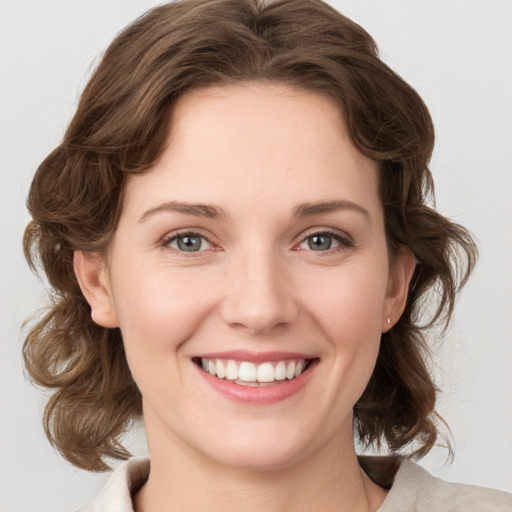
[[77, 456, 512, 512]]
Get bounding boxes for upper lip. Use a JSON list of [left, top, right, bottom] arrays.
[[194, 350, 317, 363]]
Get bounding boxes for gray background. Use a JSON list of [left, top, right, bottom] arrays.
[[1, 1, 511, 510]]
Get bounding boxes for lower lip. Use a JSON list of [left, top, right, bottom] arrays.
[[196, 361, 317, 405]]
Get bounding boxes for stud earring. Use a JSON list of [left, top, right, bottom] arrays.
[[386, 317, 391, 325]]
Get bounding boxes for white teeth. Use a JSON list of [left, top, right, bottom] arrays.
[[274, 361, 287, 381], [226, 360, 238, 380], [215, 360, 226, 379], [286, 361, 296, 379], [238, 362, 257, 382], [199, 357, 310, 384], [295, 360, 305, 378], [257, 362, 275, 383]]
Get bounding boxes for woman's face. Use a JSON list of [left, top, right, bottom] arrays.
[[78, 82, 413, 470]]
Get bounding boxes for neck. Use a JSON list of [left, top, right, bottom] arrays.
[[134, 426, 387, 512]]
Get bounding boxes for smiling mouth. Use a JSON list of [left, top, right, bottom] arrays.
[[194, 357, 317, 387]]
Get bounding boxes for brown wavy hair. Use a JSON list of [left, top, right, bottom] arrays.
[[23, 0, 477, 472]]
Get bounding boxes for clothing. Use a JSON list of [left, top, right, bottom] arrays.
[[77, 456, 512, 511]]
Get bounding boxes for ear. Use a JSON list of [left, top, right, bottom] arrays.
[[73, 251, 119, 328], [382, 246, 416, 332]]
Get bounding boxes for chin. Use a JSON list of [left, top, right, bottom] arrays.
[[207, 446, 305, 472], [196, 423, 316, 472]]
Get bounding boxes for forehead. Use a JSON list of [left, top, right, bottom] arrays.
[[123, 82, 380, 218]]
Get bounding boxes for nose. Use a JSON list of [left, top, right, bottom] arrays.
[[220, 249, 298, 335]]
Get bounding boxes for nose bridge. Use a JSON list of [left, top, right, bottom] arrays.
[[220, 242, 297, 334]]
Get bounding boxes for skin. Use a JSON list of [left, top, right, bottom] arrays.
[[75, 82, 415, 512]]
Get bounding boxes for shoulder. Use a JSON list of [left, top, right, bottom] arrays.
[[75, 457, 150, 512], [379, 458, 512, 512]]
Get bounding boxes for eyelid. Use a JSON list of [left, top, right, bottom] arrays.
[[295, 228, 354, 251], [158, 227, 353, 254], [160, 228, 219, 253]]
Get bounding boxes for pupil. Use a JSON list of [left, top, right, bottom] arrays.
[[308, 235, 332, 251], [177, 235, 202, 251]]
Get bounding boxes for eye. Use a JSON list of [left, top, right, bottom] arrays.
[[297, 231, 351, 252], [165, 232, 212, 252]]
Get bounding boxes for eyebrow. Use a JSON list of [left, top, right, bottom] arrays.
[[139, 201, 226, 222], [138, 199, 370, 223], [292, 199, 370, 219]]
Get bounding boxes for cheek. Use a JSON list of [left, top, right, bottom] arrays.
[[302, 262, 389, 344], [111, 265, 218, 361], [300, 261, 388, 395]]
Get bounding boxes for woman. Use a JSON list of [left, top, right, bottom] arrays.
[[21, 0, 512, 510]]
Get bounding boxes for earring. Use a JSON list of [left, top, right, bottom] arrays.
[[386, 317, 391, 325]]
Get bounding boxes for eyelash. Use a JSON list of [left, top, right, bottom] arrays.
[[296, 229, 354, 254], [161, 230, 215, 256], [160, 229, 354, 255]]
